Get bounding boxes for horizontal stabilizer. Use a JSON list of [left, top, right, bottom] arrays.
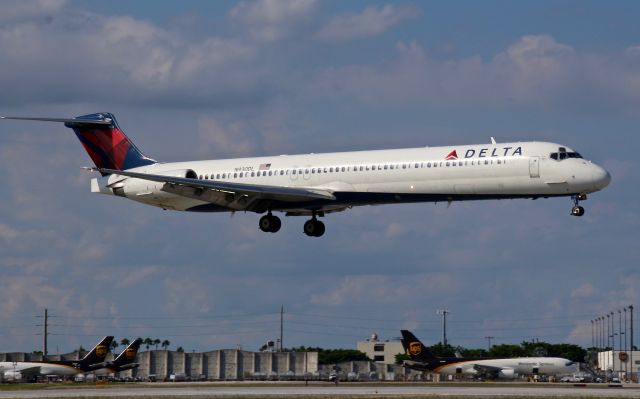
[[1, 116, 112, 125]]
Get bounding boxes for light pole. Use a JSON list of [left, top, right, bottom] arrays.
[[624, 307, 628, 378], [436, 309, 449, 347], [591, 320, 595, 349], [485, 336, 494, 352]]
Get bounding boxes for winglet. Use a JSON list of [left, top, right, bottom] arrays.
[[491, 137, 497, 144]]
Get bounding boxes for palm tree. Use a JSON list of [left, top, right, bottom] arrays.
[[153, 338, 161, 350], [161, 340, 171, 350], [143, 337, 153, 351], [120, 338, 130, 347], [111, 341, 119, 352]]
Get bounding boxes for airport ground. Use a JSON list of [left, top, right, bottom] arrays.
[[0, 381, 639, 398]]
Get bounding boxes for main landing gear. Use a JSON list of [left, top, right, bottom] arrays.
[[259, 212, 281, 233], [570, 193, 587, 217], [303, 216, 325, 237], [258, 212, 326, 237]]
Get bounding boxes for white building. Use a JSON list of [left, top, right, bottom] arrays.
[[357, 334, 405, 364], [597, 350, 639, 381]]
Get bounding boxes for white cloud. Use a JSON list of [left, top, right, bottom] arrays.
[[0, 10, 268, 108], [316, 35, 640, 113], [229, 0, 317, 42], [197, 116, 259, 158], [570, 283, 594, 300], [0, 0, 67, 23], [316, 4, 420, 42]]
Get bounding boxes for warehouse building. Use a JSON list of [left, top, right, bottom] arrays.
[[0, 349, 318, 381]]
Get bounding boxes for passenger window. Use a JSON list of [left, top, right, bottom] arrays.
[[292, 170, 296, 175], [234, 173, 237, 178], [312, 168, 315, 174], [484, 160, 489, 165], [298, 169, 302, 174], [239, 173, 243, 178], [341, 167, 345, 172], [415, 163, 419, 168], [330, 167, 333, 172], [390, 165, 394, 170], [497, 160, 501, 164], [250, 172, 254, 177], [305, 169, 309, 174], [427, 162, 431, 168], [452, 162, 456, 166], [280, 170, 284, 175], [222, 173, 226, 178], [446, 162, 450, 167], [384, 165, 388, 170]]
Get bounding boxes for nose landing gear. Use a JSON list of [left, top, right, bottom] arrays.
[[259, 212, 281, 233], [570, 194, 587, 217]]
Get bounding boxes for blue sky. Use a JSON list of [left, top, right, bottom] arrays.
[[0, 0, 638, 354]]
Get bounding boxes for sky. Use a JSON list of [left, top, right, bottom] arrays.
[[0, 0, 639, 355]]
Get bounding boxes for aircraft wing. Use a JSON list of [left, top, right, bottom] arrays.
[[99, 168, 336, 212]]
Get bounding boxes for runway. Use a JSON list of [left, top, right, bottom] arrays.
[[0, 383, 639, 398]]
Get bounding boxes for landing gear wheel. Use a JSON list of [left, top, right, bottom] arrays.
[[304, 219, 325, 237], [570, 194, 586, 217], [259, 214, 281, 233], [571, 206, 585, 217]]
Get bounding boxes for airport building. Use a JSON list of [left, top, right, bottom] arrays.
[[597, 350, 640, 381], [0, 349, 318, 381], [357, 334, 405, 364]]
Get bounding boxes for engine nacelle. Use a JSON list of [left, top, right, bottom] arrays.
[[3, 370, 22, 381], [91, 169, 196, 197], [498, 368, 515, 379]]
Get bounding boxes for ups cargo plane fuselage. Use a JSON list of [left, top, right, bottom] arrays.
[[1, 113, 610, 237]]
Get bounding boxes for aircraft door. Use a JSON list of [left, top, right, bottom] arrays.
[[529, 156, 540, 178]]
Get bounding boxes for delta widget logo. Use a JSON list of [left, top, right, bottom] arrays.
[[445, 150, 458, 160]]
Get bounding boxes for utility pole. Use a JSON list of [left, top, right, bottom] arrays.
[[619, 310, 623, 376], [436, 309, 449, 347], [591, 320, 594, 349], [624, 307, 628, 377], [280, 305, 284, 352], [484, 336, 494, 352], [630, 305, 634, 382], [43, 308, 48, 357]]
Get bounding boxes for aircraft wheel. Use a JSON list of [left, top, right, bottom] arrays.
[[270, 216, 282, 233], [259, 214, 281, 233], [571, 206, 585, 217], [304, 219, 325, 237], [314, 220, 325, 237]]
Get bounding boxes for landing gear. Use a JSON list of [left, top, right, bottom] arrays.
[[303, 217, 325, 237], [570, 194, 586, 217], [259, 213, 281, 233]]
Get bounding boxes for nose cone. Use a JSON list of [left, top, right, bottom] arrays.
[[592, 166, 611, 190]]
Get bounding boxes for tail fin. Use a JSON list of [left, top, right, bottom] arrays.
[[400, 330, 436, 361], [1, 112, 156, 174], [80, 336, 114, 364], [113, 338, 142, 366], [67, 113, 156, 173]]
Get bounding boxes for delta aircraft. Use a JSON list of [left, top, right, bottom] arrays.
[[400, 330, 576, 379], [1, 113, 610, 237], [0, 336, 113, 381]]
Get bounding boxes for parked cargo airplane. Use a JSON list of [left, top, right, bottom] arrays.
[[1, 113, 610, 237], [92, 338, 142, 376], [0, 336, 113, 381], [400, 330, 576, 379]]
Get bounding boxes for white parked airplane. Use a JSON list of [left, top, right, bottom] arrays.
[[1, 113, 610, 237], [400, 330, 576, 379], [0, 336, 113, 381]]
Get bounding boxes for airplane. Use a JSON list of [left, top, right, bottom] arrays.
[[0, 113, 610, 237], [400, 330, 576, 380], [91, 338, 142, 376], [0, 336, 113, 382]]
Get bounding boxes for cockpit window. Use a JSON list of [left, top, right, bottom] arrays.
[[550, 151, 582, 161]]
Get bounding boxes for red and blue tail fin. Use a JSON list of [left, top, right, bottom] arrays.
[[67, 113, 156, 173], [1, 112, 156, 175]]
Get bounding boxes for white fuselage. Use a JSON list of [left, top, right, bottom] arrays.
[[92, 141, 610, 213], [432, 357, 576, 378], [0, 361, 81, 380]]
